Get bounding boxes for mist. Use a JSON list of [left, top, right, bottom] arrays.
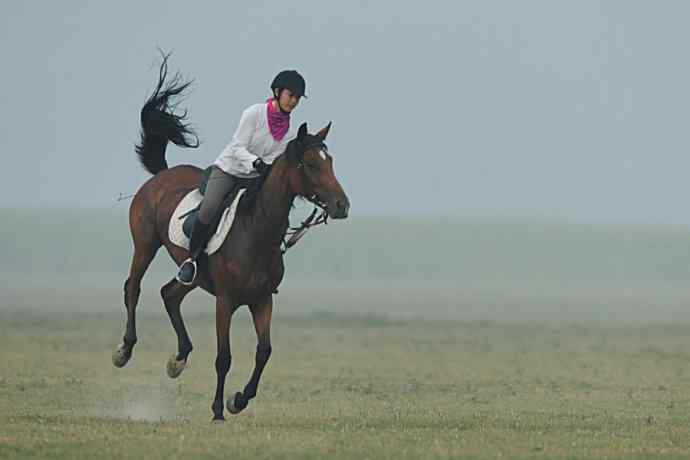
[[2, 1, 690, 224], [2, 1, 690, 325]]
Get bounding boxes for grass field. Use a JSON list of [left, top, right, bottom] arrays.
[[2, 305, 690, 459], [3, 212, 690, 458]]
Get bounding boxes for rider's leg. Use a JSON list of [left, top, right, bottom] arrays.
[[198, 167, 237, 225], [177, 167, 236, 285]]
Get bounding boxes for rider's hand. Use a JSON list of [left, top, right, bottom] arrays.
[[253, 158, 270, 174]]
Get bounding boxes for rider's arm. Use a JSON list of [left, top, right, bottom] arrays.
[[225, 105, 260, 174]]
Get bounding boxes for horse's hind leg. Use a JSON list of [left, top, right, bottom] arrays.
[[161, 278, 196, 378], [112, 240, 160, 368]]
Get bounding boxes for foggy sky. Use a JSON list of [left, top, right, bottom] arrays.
[[2, 1, 689, 224]]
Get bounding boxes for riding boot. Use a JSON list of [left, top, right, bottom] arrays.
[[176, 219, 212, 286]]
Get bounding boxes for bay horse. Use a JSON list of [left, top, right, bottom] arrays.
[[112, 55, 350, 421]]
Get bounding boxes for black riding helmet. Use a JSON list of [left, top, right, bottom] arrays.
[[271, 70, 307, 99]]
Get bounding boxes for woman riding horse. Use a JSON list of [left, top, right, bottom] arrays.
[[177, 70, 307, 285], [114, 54, 349, 421]]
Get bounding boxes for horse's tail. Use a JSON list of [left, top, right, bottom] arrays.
[[135, 51, 199, 175]]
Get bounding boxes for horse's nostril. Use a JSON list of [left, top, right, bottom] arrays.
[[336, 200, 344, 210]]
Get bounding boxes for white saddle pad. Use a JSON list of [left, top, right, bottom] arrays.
[[168, 188, 246, 255]]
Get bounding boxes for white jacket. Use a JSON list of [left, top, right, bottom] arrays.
[[214, 102, 296, 178]]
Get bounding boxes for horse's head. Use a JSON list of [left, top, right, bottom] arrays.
[[287, 122, 350, 219]]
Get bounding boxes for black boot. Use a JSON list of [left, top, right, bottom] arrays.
[[177, 219, 212, 285]]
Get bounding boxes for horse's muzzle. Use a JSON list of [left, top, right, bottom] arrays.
[[328, 195, 350, 219]]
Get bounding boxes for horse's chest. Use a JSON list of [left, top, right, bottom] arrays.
[[232, 252, 285, 301]]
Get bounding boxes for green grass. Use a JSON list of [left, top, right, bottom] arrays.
[[2, 309, 690, 459], [4, 212, 690, 457]]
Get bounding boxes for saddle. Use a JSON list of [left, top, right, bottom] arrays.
[[166, 170, 244, 257]]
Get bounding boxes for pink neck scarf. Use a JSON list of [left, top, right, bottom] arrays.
[[266, 99, 290, 141]]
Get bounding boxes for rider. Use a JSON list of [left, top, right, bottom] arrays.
[[176, 70, 306, 285]]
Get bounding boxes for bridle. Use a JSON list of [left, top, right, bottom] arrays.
[[281, 141, 330, 253]]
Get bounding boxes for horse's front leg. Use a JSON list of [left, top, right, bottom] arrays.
[[212, 295, 235, 421], [227, 295, 273, 414]]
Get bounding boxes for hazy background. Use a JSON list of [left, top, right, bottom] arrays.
[[2, 0, 690, 222], [2, 1, 690, 323]]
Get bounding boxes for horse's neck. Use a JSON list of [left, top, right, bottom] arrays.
[[248, 156, 296, 249]]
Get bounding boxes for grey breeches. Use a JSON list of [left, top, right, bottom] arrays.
[[198, 166, 238, 225]]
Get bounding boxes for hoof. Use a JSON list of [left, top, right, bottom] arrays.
[[166, 355, 187, 379], [226, 392, 243, 415], [112, 344, 131, 368], [212, 417, 225, 424]]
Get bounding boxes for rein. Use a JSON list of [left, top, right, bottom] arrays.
[[282, 201, 328, 254]]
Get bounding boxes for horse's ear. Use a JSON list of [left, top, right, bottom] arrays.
[[316, 121, 332, 141], [297, 122, 308, 141]]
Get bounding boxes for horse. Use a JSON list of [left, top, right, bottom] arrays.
[[112, 55, 350, 421]]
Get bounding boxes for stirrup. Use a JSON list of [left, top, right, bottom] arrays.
[[176, 258, 197, 286]]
